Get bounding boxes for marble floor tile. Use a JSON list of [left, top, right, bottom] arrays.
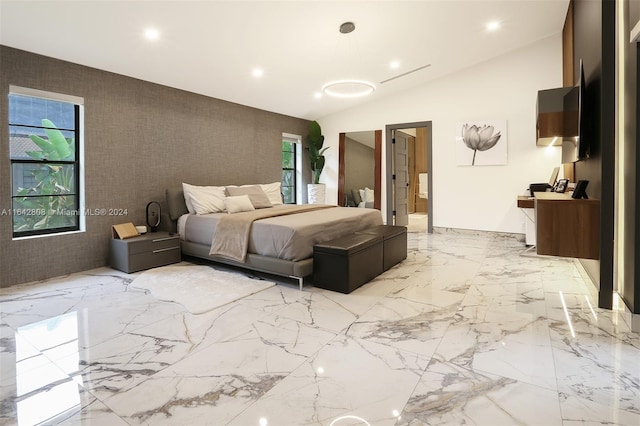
[[461, 281, 548, 317], [0, 231, 638, 425], [229, 334, 430, 426], [397, 355, 563, 426], [102, 314, 336, 425], [345, 288, 463, 357], [269, 285, 388, 334], [434, 312, 557, 391], [13, 381, 127, 426], [559, 391, 640, 425], [549, 324, 640, 416]]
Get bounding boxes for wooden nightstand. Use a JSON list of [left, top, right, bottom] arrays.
[[110, 231, 180, 273]]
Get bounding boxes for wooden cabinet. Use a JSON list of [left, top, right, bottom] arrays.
[[110, 232, 181, 273], [534, 192, 599, 259]]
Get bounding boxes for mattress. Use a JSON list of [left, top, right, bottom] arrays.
[[178, 205, 383, 261]]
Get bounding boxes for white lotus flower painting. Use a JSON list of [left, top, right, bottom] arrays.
[[455, 120, 507, 166]]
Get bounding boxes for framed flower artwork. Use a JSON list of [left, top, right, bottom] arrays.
[[455, 120, 507, 166]]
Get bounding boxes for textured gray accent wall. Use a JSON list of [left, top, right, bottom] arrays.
[[0, 46, 310, 287], [344, 136, 375, 198]]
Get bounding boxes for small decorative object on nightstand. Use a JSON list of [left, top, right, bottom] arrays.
[[146, 201, 161, 232], [110, 231, 180, 273]]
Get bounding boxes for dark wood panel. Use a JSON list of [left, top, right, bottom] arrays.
[[535, 195, 600, 260], [537, 112, 565, 139], [517, 196, 534, 209], [374, 130, 382, 210], [338, 133, 346, 206], [408, 136, 415, 213], [563, 163, 575, 183], [414, 127, 428, 213], [563, 0, 575, 86]]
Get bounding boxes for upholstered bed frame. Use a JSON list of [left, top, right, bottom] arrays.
[[163, 188, 312, 289]]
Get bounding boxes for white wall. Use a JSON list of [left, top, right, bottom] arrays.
[[319, 34, 564, 234]]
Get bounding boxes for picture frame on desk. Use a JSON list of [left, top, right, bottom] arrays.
[[571, 180, 589, 199], [554, 179, 569, 193]]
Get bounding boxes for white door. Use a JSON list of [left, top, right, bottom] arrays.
[[394, 131, 409, 226]]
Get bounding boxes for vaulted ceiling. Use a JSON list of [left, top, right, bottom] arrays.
[[0, 1, 569, 119]]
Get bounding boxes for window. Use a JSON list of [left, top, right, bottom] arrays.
[[9, 87, 83, 237], [281, 139, 297, 204]]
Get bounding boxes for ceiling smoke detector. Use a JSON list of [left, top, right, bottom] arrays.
[[339, 22, 355, 34]]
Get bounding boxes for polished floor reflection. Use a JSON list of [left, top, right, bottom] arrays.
[[1, 230, 639, 425]]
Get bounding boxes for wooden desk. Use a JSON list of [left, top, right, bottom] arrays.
[[517, 195, 535, 209], [534, 192, 599, 260]]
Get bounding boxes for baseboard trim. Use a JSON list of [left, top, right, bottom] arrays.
[[432, 227, 525, 243], [614, 292, 640, 333]]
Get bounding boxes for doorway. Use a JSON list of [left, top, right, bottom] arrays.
[[386, 121, 433, 233]]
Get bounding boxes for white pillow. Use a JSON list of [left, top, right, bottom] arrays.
[[182, 183, 196, 214], [364, 187, 375, 202], [224, 195, 255, 214], [183, 183, 227, 215], [261, 182, 283, 205], [359, 189, 366, 204]]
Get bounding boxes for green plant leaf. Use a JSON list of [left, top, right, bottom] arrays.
[[25, 151, 45, 160], [307, 120, 329, 183], [42, 119, 72, 160], [309, 120, 322, 143], [28, 134, 56, 157]]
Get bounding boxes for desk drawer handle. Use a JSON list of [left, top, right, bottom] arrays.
[[153, 247, 180, 254], [153, 236, 177, 243]]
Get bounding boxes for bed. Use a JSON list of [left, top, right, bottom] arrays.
[[164, 185, 383, 289]]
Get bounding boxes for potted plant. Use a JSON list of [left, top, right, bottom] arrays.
[[306, 120, 329, 203]]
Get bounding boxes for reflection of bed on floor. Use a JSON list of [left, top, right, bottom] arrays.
[[164, 187, 383, 289]]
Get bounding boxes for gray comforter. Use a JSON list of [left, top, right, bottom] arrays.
[[179, 205, 383, 261]]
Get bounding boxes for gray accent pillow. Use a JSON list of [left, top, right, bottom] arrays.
[[351, 188, 362, 205], [166, 188, 189, 220], [225, 185, 272, 209]]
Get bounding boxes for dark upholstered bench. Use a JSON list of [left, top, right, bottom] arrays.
[[357, 225, 407, 271], [313, 233, 383, 293]]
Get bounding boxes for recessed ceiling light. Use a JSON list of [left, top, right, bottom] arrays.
[[144, 27, 160, 40], [486, 20, 501, 31], [390, 60, 400, 69], [314, 92, 322, 99], [321, 80, 375, 98], [252, 68, 264, 78]]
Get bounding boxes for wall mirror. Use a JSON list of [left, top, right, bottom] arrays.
[[338, 130, 382, 209]]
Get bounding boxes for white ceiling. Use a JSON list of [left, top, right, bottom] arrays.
[[0, 0, 569, 120]]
